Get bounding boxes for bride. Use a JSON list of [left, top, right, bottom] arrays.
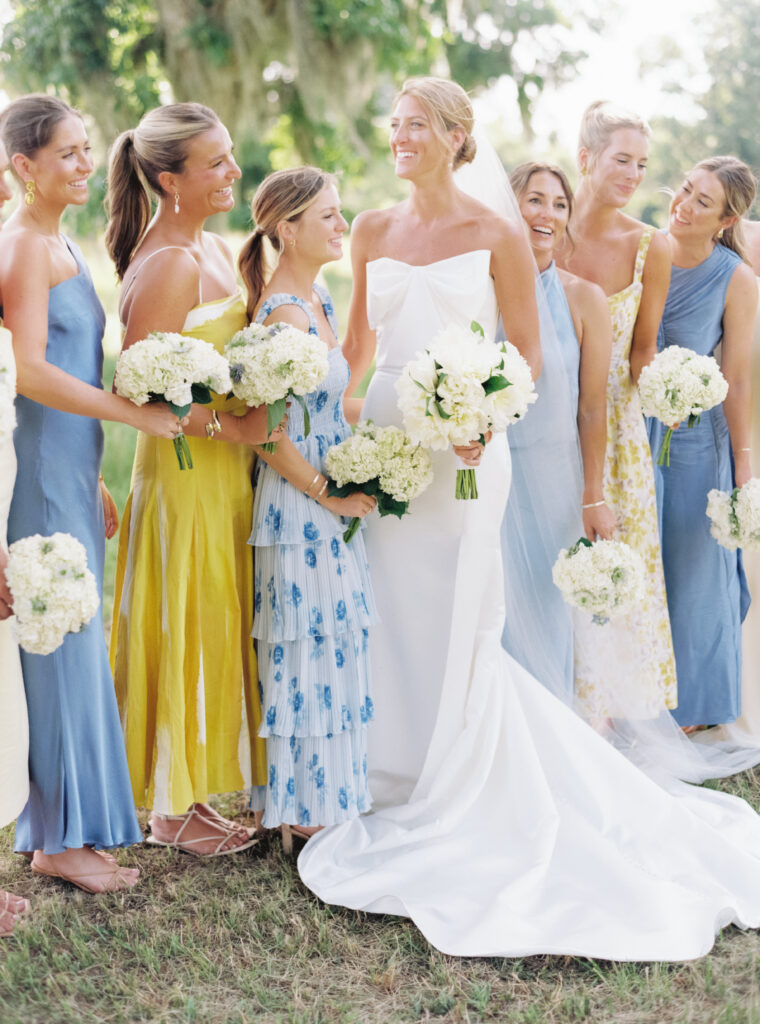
[[298, 77, 760, 961]]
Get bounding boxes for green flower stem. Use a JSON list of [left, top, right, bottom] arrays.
[[343, 516, 361, 543], [261, 441, 278, 454], [455, 468, 479, 500], [173, 431, 194, 471], [657, 427, 674, 467]]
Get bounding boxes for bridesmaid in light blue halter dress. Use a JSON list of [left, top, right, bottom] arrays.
[[502, 163, 614, 704]]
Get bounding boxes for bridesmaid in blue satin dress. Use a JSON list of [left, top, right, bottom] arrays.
[[648, 157, 757, 729], [0, 96, 179, 892], [502, 162, 614, 702]]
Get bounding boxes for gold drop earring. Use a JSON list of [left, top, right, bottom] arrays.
[[24, 180, 36, 206], [174, 192, 180, 215]]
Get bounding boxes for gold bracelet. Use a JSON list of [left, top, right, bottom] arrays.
[[303, 471, 321, 496], [205, 409, 222, 439], [315, 478, 329, 500], [582, 499, 606, 509]]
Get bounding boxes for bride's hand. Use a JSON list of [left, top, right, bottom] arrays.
[[583, 502, 617, 542], [454, 432, 492, 467]]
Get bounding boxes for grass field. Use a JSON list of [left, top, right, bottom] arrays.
[[3, 239, 760, 1024]]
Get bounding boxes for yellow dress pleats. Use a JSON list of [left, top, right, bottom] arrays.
[[110, 295, 266, 813]]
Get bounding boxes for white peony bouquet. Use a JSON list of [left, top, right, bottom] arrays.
[[706, 478, 760, 552], [324, 421, 433, 542], [552, 537, 646, 625], [4, 532, 100, 655], [225, 323, 329, 452], [0, 354, 16, 444], [638, 346, 728, 467], [395, 321, 536, 499], [114, 331, 232, 470]]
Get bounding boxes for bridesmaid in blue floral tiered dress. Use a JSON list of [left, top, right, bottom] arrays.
[[649, 157, 757, 729], [239, 167, 377, 847]]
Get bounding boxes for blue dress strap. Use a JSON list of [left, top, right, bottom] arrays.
[[255, 293, 319, 335], [255, 286, 338, 339]]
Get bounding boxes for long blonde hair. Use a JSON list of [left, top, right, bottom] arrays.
[[692, 155, 756, 263]]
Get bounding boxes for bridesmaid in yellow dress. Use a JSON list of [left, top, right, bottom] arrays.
[[562, 101, 677, 719], [106, 103, 276, 854]]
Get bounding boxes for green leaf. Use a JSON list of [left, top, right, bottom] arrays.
[[470, 320, 485, 337], [482, 375, 511, 395], [292, 393, 311, 437], [376, 493, 409, 519], [266, 397, 287, 438], [167, 401, 191, 418], [191, 383, 212, 405], [568, 536, 593, 556]]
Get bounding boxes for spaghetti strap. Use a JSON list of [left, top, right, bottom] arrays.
[[633, 226, 655, 285], [122, 246, 202, 305]]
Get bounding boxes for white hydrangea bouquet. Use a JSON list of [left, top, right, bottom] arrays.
[[225, 323, 329, 452], [638, 346, 728, 467], [552, 537, 646, 625], [324, 421, 434, 543], [0, 352, 16, 444], [395, 321, 536, 499], [4, 532, 99, 655], [706, 478, 760, 552], [115, 332, 232, 470]]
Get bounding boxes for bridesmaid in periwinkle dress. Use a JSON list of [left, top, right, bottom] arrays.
[[648, 157, 757, 729], [238, 168, 377, 848], [563, 101, 677, 720], [0, 138, 30, 936], [501, 162, 614, 702], [0, 95, 179, 893]]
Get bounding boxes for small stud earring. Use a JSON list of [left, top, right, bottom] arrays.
[[290, 238, 296, 248], [174, 192, 180, 215], [24, 180, 36, 206]]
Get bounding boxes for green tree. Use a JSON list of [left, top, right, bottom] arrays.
[[643, 0, 760, 218], [1, 0, 603, 225]]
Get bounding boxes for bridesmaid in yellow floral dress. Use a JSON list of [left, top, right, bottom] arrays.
[[562, 101, 677, 719], [106, 104, 276, 854]]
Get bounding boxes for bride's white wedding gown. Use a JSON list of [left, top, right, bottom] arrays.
[[298, 252, 760, 961], [0, 327, 29, 829]]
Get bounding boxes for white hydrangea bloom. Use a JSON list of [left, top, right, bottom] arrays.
[[225, 322, 329, 407], [324, 433, 382, 486], [5, 532, 100, 654], [552, 539, 646, 620], [325, 422, 433, 505], [115, 331, 232, 409], [707, 478, 760, 552], [639, 345, 728, 427]]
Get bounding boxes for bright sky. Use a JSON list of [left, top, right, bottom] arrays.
[[476, 0, 713, 150]]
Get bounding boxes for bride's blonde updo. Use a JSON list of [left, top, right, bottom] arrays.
[[394, 77, 476, 170]]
